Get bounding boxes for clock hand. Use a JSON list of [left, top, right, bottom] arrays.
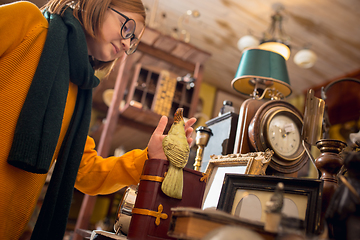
[[281, 127, 293, 138], [279, 128, 288, 138]]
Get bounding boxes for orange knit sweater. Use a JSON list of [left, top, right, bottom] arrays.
[[0, 2, 147, 238]]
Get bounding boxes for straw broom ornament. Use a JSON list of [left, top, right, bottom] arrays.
[[161, 108, 190, 199]]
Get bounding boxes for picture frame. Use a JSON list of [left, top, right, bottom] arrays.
[[201, 150, 273, 210], [217, 174, 323, 235]]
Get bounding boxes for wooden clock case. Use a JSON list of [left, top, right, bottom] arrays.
[[233, 98, 308, 176]]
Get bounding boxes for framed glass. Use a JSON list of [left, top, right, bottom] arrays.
[[202, 150, 272, 210], [217, 174, 323, 235]]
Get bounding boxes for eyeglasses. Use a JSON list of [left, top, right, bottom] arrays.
[[109, 7, 140, 55]]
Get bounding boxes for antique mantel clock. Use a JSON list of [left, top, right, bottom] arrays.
[[232, 48, 308, 176]]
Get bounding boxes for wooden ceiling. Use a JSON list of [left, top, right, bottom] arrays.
[[140, 0, 360, 98], [4, 0, 359, 98], [2, 0, 359, 156]]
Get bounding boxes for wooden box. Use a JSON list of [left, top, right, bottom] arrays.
[[127, 159, 207, 240]]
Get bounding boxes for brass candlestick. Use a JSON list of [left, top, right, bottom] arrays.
[[193, 126, 212, 171]]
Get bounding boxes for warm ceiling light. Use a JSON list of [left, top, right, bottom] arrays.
[[237, 35, 259, 51], [258, 41, 290, 60], [293, 49, 317, 68], [237, 3, 317, 68], [259, 4, 291, 60]]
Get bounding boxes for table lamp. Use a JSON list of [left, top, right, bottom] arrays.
[[231, 48, 292, 100]]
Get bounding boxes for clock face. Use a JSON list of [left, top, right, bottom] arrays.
[[267, 114, 301, 158], [248, 100, 308, 174]]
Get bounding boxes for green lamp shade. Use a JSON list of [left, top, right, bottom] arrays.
[[231, 48, 292, 98]]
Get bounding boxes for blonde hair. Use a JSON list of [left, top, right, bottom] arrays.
[[42, 0, 146, 71]]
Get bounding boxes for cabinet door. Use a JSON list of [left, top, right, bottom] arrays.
[[170, 81, 194, 118], [126, 64, 160, 110]]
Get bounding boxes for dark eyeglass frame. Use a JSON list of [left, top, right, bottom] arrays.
[[109, 7, 136, 40], [109, 7, 141, 55]]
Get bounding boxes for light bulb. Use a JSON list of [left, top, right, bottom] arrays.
[[258, 42, 290, 60], [237, 35, 259, 51], [293, 49, 317, 68]]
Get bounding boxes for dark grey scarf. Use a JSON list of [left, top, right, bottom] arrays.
[[7, 7, 99, 239]]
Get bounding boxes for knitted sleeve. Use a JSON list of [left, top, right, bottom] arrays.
[[75, 136, 148, 195], [0, 1, 47, 57]]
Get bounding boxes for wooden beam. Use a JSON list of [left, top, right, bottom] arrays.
[[137, 42, 196, 72], [189, 63, 203, 117]]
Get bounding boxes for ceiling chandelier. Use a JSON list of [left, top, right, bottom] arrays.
[[237, 4, 317, 69]]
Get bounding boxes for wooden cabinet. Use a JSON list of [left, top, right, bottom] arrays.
[[104, 27, 212, 131], [125, 64, 196, 119]]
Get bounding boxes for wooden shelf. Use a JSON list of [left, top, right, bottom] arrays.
[[118, 104, 174, 132], [120, 104, 162, 128]]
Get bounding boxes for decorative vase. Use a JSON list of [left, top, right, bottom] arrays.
[[315, 139, 347, 232]]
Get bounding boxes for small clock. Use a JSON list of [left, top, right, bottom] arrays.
[[248, 100, 307, 174]]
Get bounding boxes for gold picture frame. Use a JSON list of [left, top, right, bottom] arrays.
[[201, 150, 273, 210]]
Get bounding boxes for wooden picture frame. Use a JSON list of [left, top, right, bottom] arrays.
[[217, 174, 323, 235], [201, 150, 273, 210]]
